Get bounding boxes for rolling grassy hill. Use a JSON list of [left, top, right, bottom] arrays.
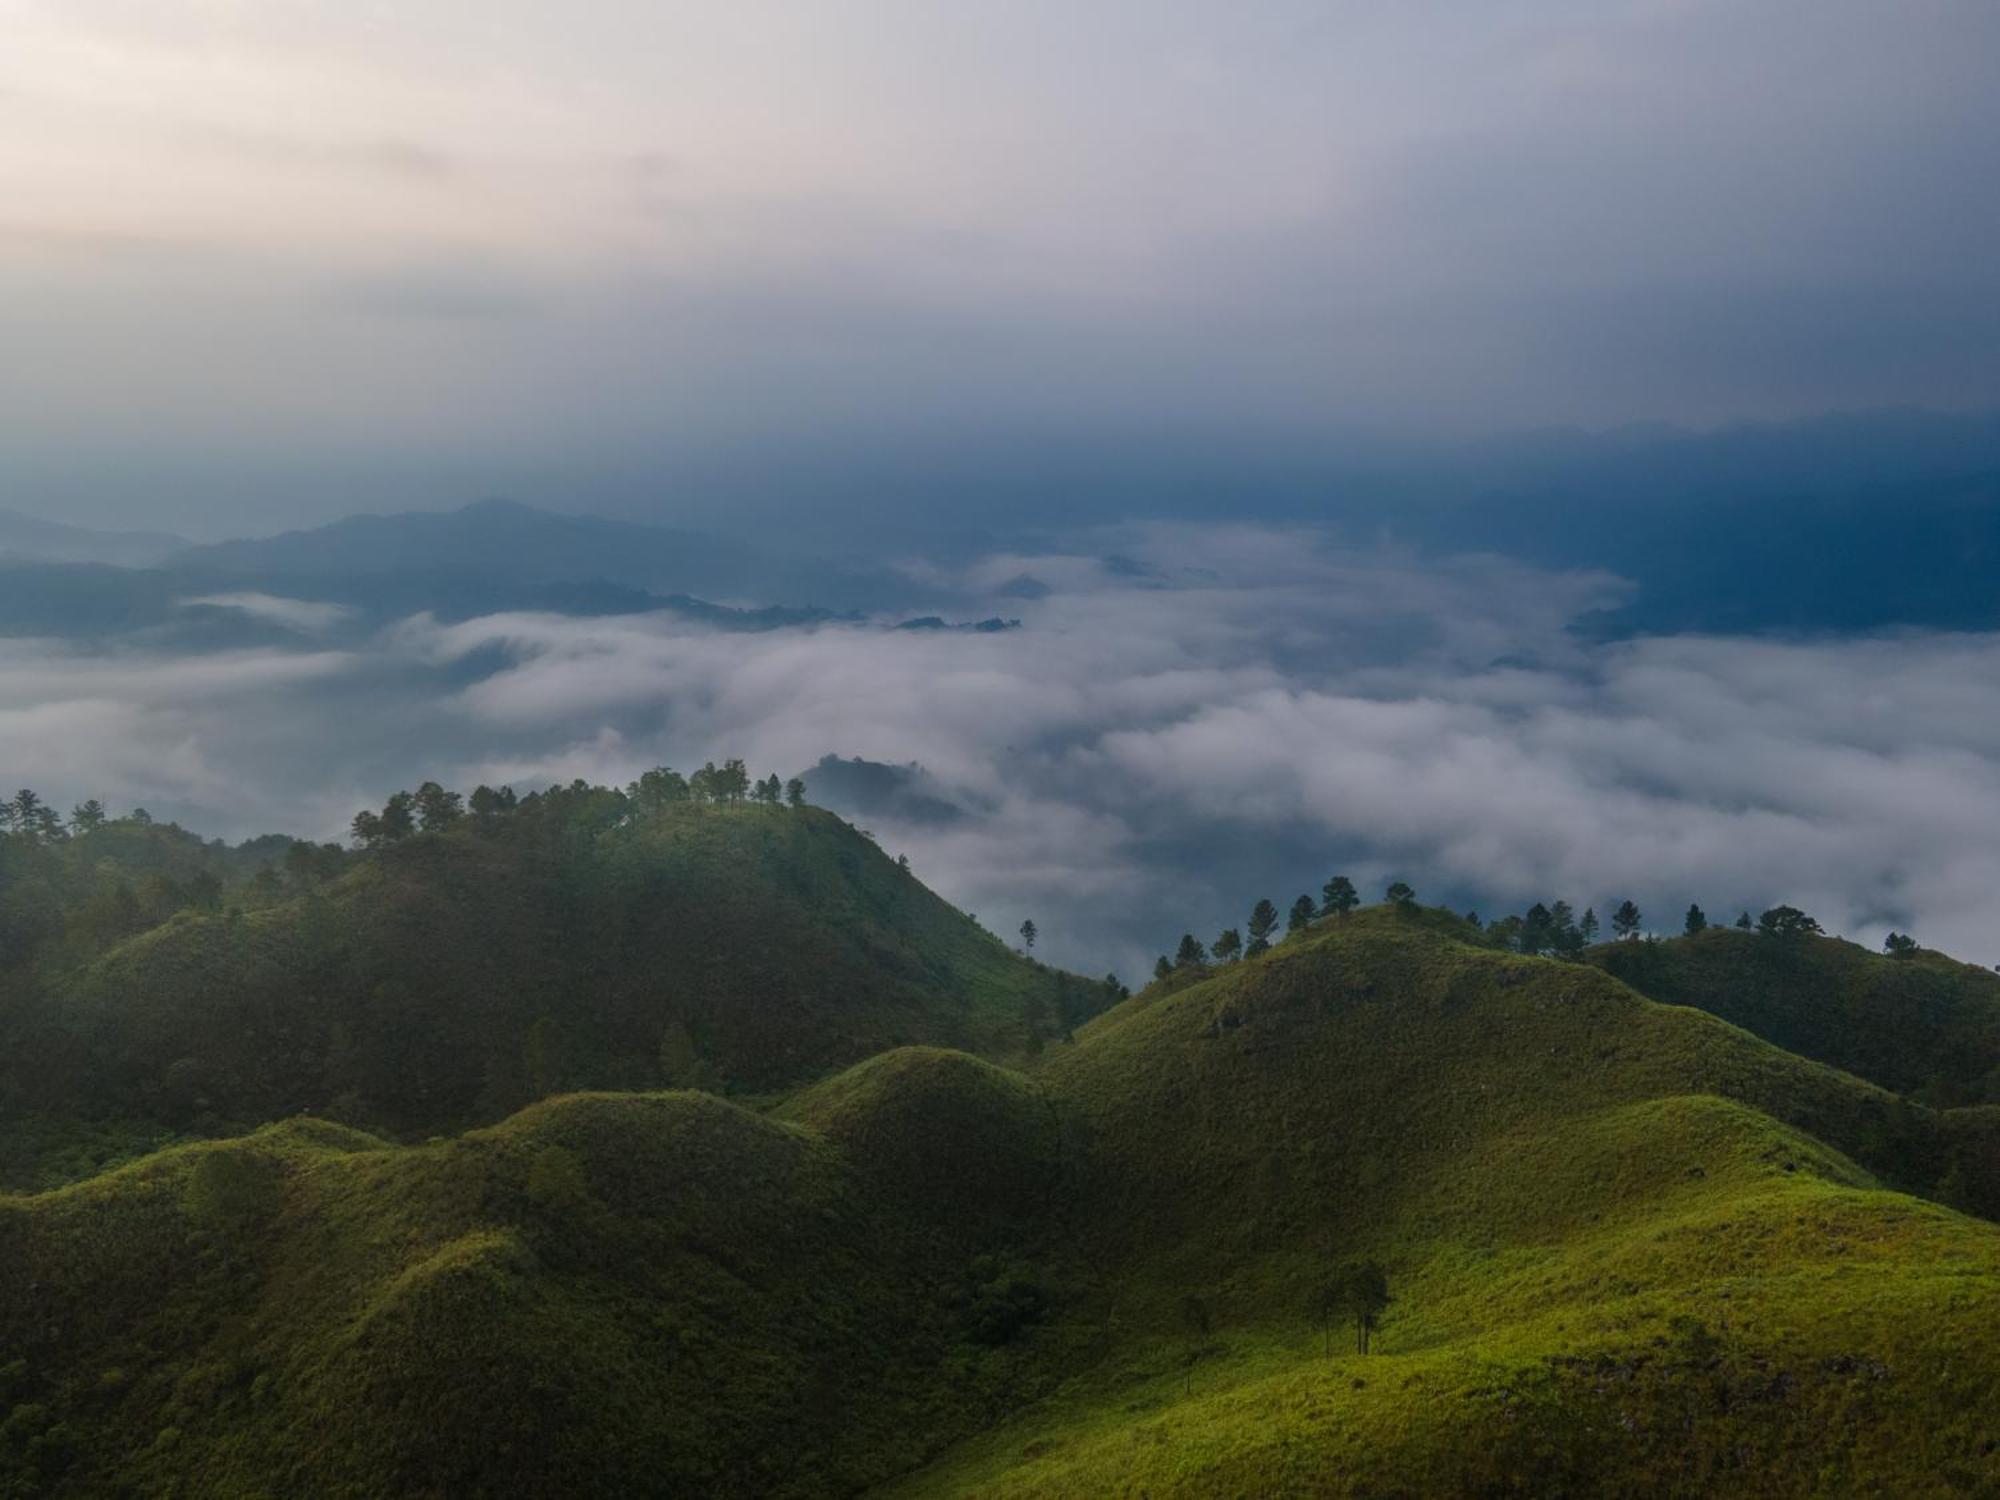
[[1588, 925, 2000, 1106], [5, 904, 1997, 1496], [899, 909, 2000, 1495]]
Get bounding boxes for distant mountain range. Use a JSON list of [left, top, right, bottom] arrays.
[[171, 496, 903, 610], [0, 499, 942, 643], [176, 497, 757, 592], [9, 410, 2000, 638], [0, 508, 188, 568]]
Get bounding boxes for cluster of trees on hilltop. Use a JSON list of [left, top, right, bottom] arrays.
[[1477, 898, 1624, 957], [349, 761, 809, 849], [1147, 875, 1937, 986], [0, 796, 335, 980], [1481, 897, 1923, 960], [1155, 874, 1389, 979], [0, 789, 126, 844]]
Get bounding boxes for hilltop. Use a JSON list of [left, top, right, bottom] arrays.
[[4, 903, 1997, 1496], [1587, 924, 2000, 1107]]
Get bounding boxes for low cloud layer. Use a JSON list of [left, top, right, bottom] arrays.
[[6, 527, 2000, 977]]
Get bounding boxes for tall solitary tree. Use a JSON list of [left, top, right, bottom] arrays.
[[1287, 894, 1316, 935], [1174, 933, 1208, 967], [1736, 910, 1754, 929], [1385, 880, 1416, 910], [1757, 906, 1822, 939], [785, 776, 807, 808], [1316, 1262, 1393, 1356], [1611, 900, 1642, 939], [1246, 898, 1280, 955], [1019, 919, 1038, 953], [1321, 876, 1359, 918], [1212, 928, 1243, 963], [1580, 907, 1600, 945], [1684, 903, 1708, 935]]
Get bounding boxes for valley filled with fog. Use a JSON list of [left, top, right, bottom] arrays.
[[7, 514, 1997, 978]]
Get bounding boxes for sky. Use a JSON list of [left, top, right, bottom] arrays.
[[8, 525, 2000, 977], [3, 1, 1999, 535]]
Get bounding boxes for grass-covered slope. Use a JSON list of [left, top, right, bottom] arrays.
[[7, 906, 1999, 1497], [0, 1085, 1070, 1499], [894, 909, 2000, 1495], [2, 800, 1084, 1163], [1588, 926, 2000, 1106]]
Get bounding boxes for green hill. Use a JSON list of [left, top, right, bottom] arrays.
[[904, 909, 2000, 1495], [6, 905, 1998, 1496], [0, 791, 1088, 1186], [1587, 925, 2000, 1106]]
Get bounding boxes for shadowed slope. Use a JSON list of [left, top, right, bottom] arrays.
[[1588, 925, 2000, 1106], [5, 802, 1085, 1155]]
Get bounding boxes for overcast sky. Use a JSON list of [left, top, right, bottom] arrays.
[[3, 1, 1998, 535]]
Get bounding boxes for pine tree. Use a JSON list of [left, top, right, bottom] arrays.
[[1246, 898, 1280, 955], [1321, 875, 1359, 918]]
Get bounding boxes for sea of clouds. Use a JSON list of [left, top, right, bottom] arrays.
[[5, 523, 1998, 977]]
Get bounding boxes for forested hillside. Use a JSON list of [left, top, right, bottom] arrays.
[[0, 776, 1094, 1188]]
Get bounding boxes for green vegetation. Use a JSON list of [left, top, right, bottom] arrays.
[[0, 778, 1088, 1182], [5, 892, 1999, 1496], [1589, 923, 2000, 1108]]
